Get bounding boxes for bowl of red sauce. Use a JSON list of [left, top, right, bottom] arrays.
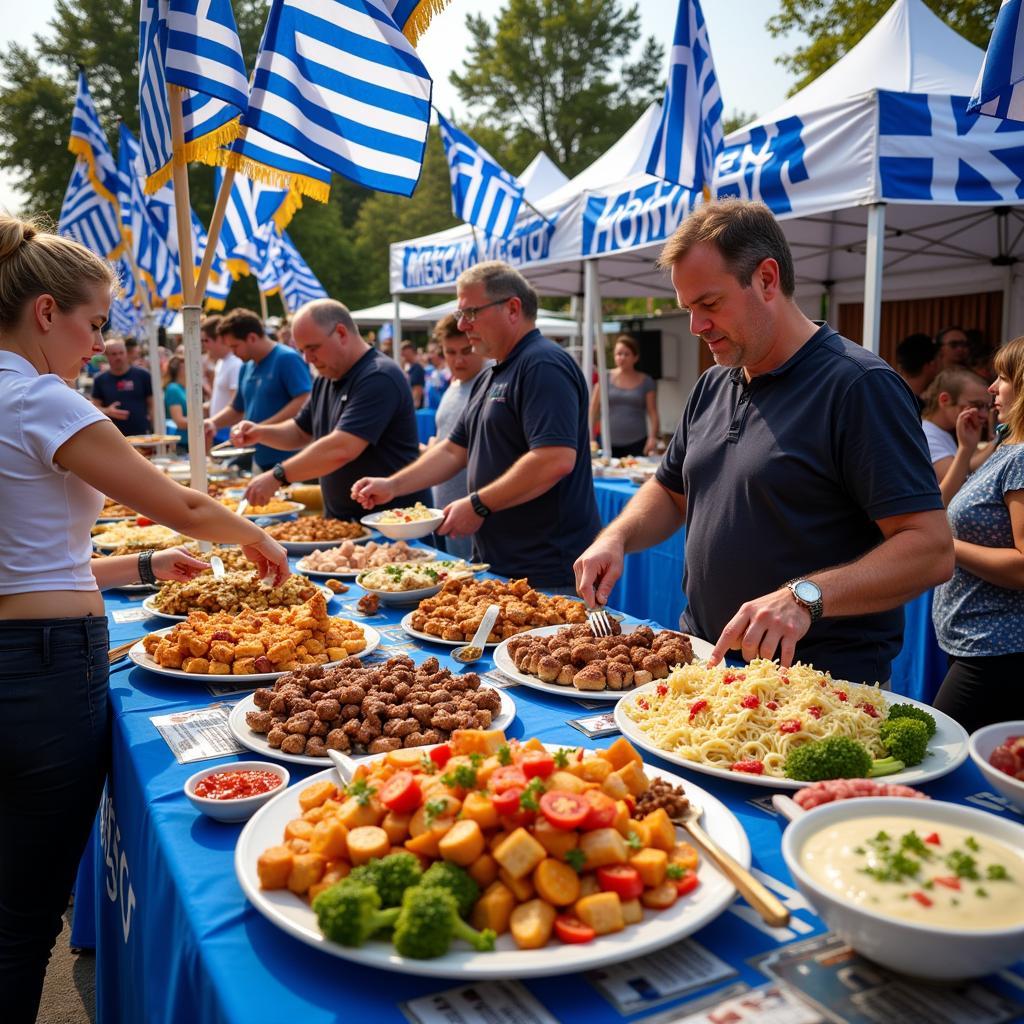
[[184, 760, 290, 822], [969, 721, 1024, 814]]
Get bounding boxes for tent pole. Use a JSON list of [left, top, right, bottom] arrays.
[[391, 295, 403, 365], [258, 289, 269, 323], [581, 263, 595, 404], [593, 280, 611, 459], [862, 203, 886, 354], [145, 311, 166, 435]]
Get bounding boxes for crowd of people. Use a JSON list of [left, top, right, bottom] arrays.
[[1, 198, 1022, 1019]]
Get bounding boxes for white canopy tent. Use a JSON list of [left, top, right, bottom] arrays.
[[518, 152, 569, 203], [348, 300, 428, 327]]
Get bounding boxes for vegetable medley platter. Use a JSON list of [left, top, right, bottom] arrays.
[[235, 730, 749, 978]]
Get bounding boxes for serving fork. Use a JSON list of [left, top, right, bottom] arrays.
[[586, 603, 615, 638]]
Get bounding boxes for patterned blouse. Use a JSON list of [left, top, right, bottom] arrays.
[[933, 440, 1024, 657]]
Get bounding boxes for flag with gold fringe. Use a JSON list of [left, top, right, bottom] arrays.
[[68, 70, 121, 206], [58, 160, 123, 260]]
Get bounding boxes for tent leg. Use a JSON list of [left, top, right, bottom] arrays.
[[862, 203, 885, 355], [146, 311, 166, 436], [183, 304, 207, 496], [391, 295, 402, 365], [582, 263, 595, 403]]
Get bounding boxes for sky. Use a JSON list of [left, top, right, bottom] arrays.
[[0, 0, 806, 213]]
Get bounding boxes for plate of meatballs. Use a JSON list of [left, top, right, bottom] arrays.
[[228, 652, 516, 766], [492, 623, 712, 700]]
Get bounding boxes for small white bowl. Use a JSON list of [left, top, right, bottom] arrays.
[[184, 760, 290, 823], [969, 721, 1024, 813], [782, 797, 1024, 980], [360, 508, 445, 540]]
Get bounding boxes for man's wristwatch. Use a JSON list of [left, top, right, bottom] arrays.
[[138, 549, 157, 586], [785, 579, 823, 623], [272, 463, 289, 486], [469, 491, 491, 518]]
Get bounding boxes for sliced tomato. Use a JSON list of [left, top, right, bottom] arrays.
[[554, 914, 596, 944], [932, 876, 961, 891], [491, 786, 523, 816], [135, 516, 154, 526], [924, 832, 941, 846], [429, 744, 452, 769], [911, 891, 933, 907], [539, 790, 589, 830], [379, 771, 421, 814], [519, 750, 555, 779], [596, 865, 644, 901], [581, 790, 617, 831], [490, 765, 528, 793], [673, 870, 700, 896]]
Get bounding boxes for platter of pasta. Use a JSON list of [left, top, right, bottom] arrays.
[[233, 731, 749, 979], [493, 624, 713, 701], [613, 660, 969, 790]]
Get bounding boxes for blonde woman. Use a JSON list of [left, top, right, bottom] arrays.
[[0, 217, 288, 1021], [932, 338, 1024, 733]]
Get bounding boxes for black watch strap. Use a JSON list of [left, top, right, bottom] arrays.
[[272, 463, 289, 485], [470, 491, 491, 518], [138, 549, 157, 586]]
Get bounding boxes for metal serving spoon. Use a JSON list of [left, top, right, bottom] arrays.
[[326, 747, 357, 786], [452, 603, 501, 665]]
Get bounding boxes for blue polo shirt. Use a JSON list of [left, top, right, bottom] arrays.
[[92, 366, 152, 435], [232, 343, 311, 469], [450, 329, 601, 587], [294, 348, 429, 519], [655, 323, 943, 685]]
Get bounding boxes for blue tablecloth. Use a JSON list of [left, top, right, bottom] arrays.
[[416, 408, 437, 444], [593, 479, 948, 704]]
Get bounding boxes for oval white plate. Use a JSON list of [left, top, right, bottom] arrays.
[[400, 611, 502, 649], [228, 683, 516, 767], [141, 584, 335, 622], [210, 446, 256, 459], [235, 501, 305, 521], [278, 528, 375, 555], [294, 547, 440, 579], [492, 624, 714, 702], [355, 564, 485, 607], [614, 684, 969, 790], [128, 623, 380, 683], [234, 749, 749, 979]]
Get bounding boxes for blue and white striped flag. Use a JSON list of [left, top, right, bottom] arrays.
[[970, 0, 1024, 122], [646, 0, 724, 194], [437, 113, 525, 239], [241, 0, 434, 197], [58, 161, 123, 259], [138, 0, 248, 192], [68, 71, 121, 206], [277, 230, 327, 309]]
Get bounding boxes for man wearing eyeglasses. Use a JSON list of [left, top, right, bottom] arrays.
[[936, 326, 971, 370], [352, 261, 601, 589]]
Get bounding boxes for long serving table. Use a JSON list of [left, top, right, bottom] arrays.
[[75, 550, 1023, 1024]]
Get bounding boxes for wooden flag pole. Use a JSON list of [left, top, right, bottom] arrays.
[[195, 166, 235, 300], [258, 288, 269, 323], [167, 84, 206, 496]]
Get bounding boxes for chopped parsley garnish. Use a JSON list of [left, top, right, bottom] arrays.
[[496, 744, 512, 766], [965, 835, 980, 852], [419, 754, 438, 775], [987, 863, 1010, 881], [441, 764, 478, 790], [666, 864, 685, 880], [385, 565, 404, 579], [553, 748, 571, 769], [944, 850, 980, 881], [899, 831, 933, 860], [565, 848, 587, 873], [423, 799, 449, 826], [519, 778, 545, 812], [625, 831, 644, 851], [468, 752, 484, 767], [976, 887, 989, 898], [346, 779, 376, 806]]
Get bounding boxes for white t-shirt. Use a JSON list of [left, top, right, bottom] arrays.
[[922, 419, 957, 464], [0, 351, 106, 593], [210, 352, 242, 416]]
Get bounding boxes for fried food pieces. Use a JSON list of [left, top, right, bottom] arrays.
[[151, 571, 319, 616], [267, 517, 367, 542]]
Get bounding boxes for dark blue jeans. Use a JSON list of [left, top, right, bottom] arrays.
[[0, 616, 110, 1024]]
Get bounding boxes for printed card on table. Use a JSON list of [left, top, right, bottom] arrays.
[[637, 982, 822, 1024], [150, 703, 244, 764], [400, 980, 557, 1024], [568, 711, 620, 739], [480, 668, 518, 690], [111, 606, 152, 624], [587, 938, 736, 1013], [754, 933, 1024, 1024]]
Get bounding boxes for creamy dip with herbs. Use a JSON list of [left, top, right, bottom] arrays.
[[800, 815, 1024, 930]]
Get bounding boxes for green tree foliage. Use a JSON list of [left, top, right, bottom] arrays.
[[450, 0, 663, 176], [768, 0, 1000, 94]]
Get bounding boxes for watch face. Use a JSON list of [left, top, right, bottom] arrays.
[[794, 580, 821, 603]]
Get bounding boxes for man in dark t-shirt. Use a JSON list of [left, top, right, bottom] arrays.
[[575, 200, 954, 684], [351, 262, 601, 589], [239, 300, 427, 518], [91, 338, 153, 435], [401, 341, 425, 409]]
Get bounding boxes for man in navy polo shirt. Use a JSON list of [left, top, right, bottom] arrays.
[[238, 299, 428, 518], [91, 337, 153, 435], [352, 262, 601, 589], [575, 200, 954, 685]]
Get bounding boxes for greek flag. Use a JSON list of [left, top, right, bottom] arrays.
[[437, 113, 524, 239], [225, 127, 333, 215], [277, 231, 327, 309], [241, 0, 433, 197], [58, 161, 123, 259], [383, 0, 452, 45], [970, 0, 1024, 122], [68, 71, 121, 206], [138, 0, 248, 191], [646, 0, 724, 194]]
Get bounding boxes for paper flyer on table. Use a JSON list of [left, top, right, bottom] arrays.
[[568, 711, 620, 739], [399, 980, 558, 1024], [111, 606, 152, 624], [587, 938, 736, 1013], [480, 668, 518, 690], [754, 934, 1024, 1024], [637, 982, 823, 1024], [150, 703, 244, 764]]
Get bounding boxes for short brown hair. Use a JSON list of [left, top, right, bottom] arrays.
[[0, 214, 115, 331], [299, 298, 356, 336], [200, 314, 222, 338], [457, 260, 538, 319], [216, 308, 264, 341], [432, 314, 465, 345], [657, 199, 795, 297], [613, 333, 639, 358], [994, 337, 1024, 442], [921, 368, 989, 418]]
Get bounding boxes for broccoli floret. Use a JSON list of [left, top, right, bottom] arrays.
[[347, 852, 423, 907], [420, 860, 480, 917], [311, 880, 399, 946], [886, 704, 936, 739], [784, 736, 873, 781], [392, 886, 496, 959], [879, 718, 929, 767]]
